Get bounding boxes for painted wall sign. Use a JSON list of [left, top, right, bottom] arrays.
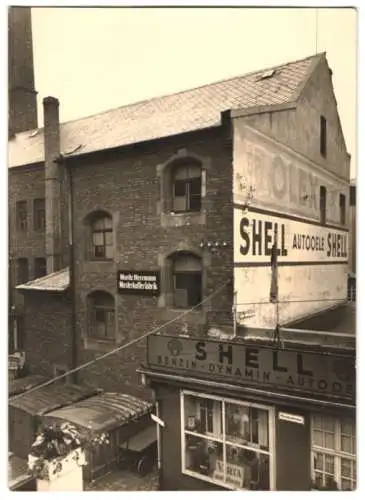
[[278, 412, 305, 425], [117, 270, 160, 296], [147, 335, 355, 402], [234, 209, 348, 264]]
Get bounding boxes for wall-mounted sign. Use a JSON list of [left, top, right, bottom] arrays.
[[147, 335, 355, 402], [278, 412, 305, 425], [234, 209, 348, 265], [117, 270, 160, 296]]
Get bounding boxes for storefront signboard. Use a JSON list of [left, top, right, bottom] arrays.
[[147, 335, 355, 401]]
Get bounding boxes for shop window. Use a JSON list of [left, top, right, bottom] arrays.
[[320, 115, 327, 158], [339, 194, 346, 226], [88, 290, 115, 341], [34, 257, 47, 278], [181, 391, 272, 490], [172, 252, 202, 309], [311, 414, 356, 491], [16, 258, 29, 284], [16, 200, 27, 231], [172, 163, 202, 213], [319, 186, 327, 224], [86, 212, 113, 260], [33, 198, 45, 231]]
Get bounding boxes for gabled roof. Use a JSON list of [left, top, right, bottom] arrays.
[[8, 53, 324, 168], [16, 268, 70, 292]]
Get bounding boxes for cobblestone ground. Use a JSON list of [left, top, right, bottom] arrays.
[[85, 467, 159, 491]]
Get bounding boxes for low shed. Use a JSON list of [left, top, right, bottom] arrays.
[[43, 392, 155, 481], [9, 383, 97, 458]]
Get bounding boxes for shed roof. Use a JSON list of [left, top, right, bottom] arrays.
[[16, 268, 70, 292], [9, 374, 47, 397], [44, 393, 153, 433], [9, 383, 97, 416], [8, 53, 323, 168]]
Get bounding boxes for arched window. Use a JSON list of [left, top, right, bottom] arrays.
[[90, 213, 113, 260], [172, 162, 202, 213], [88, 291, 115, 340], [171, 252, 202, 308]]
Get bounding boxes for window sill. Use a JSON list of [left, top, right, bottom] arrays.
[[84, 338, 116, 351], [161, 211, 206, 228]]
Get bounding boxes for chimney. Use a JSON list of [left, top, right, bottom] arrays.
[[43, 96, 62, 274]]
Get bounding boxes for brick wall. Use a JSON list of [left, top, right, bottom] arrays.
[[70, 126, 234, 394], [22, 291, 72, 377]]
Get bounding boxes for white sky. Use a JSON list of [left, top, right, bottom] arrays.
[[31, 6, 357, 177]]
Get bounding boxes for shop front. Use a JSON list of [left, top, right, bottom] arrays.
[[140, 333, 356, 491]]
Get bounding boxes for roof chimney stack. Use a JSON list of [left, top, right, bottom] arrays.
[[43, 96, 62, 274]]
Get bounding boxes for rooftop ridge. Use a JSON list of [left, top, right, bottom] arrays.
[[11, 52, 323, 139]]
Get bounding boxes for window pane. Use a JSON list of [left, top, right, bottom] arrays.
[[341, 435, 352, 454], [313, 430, 323, 447], [185, 435, 223, 480], [225, 404, 268, 450], [323, 416, 335, 432], [187, 273, 202, 307], [341, 458, 352, 478], [225, 445, 270, 491], [184, 395, 221, 438], [324, 455, 334, 474], [94, 245, 105, 258], [93, 232, 104, 246], [340, 419, 355, 437], [174, 180, 186, 197], [190, 177, 202, 195], [324, 432, 335, 450], [104, 230, 113, 245], [105, 244, 114, 260]]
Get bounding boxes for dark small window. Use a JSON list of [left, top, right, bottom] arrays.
[[172, 164, 202, 213], [33, 198, 45, 231], [320, 186, 327, 224], [16, 201, 27, 231], [350, 185, 356, 207], [89, 291, 115, 340], [172, 252, 202, 308], [16, 258, 29, 284], [320, 115, 327, 158], [340, 194, 346, 225], [34, 257, 47, 278], [91, 216, 113, 260]]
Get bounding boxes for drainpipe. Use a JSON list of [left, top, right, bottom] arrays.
[[155, 399, 162, 489]]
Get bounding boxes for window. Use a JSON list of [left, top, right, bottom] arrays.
[[16, 201, 27, 231], [172, 252, 202, 308], [34, 257, 47, 278], [33, 198, 45, 231], [172, 163, 202, 213], [54, 366, 69, 384], [349, 185, 356, 207], [311, 414, 356, 491], [320, 186, 327, 224], [88, 291, 115, 340], [339, 194, 346, 226], [320, 116, 327, 158], [182, 392, 272, 490], [91, 215, 113, 260], [16, 258, 28, 284]]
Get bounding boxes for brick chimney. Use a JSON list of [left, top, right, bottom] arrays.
[[43, 96, 62, 274]]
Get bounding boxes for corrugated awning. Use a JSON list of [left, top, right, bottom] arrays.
[[9, 374, 46, 397], [44, 393, 153, 433], [16, 268, 69, 292], [9, 383, 97, 416]]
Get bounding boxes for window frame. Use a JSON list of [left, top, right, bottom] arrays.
[[88, 291, 115, 341], [320, 115, 327, 158], [339, 193, 346, 226], [90, 215, 113, 261], [34, 257, 47, 279], [33, 198, 46, 232], [16, 200, 28, 232], [171, 163, 202, 214], [319, 186, 327, 225], [171, 253, 202, 309], [311, 414, 356, 491], [180, 390, 275, 491]]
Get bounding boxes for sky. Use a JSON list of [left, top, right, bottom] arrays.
[[30, 6, 357, 177]]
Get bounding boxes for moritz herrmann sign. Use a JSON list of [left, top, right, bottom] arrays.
[[117, 270, 160, 296]]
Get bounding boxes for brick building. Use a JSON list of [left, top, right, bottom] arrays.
[[9, 51, 355, 490]]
